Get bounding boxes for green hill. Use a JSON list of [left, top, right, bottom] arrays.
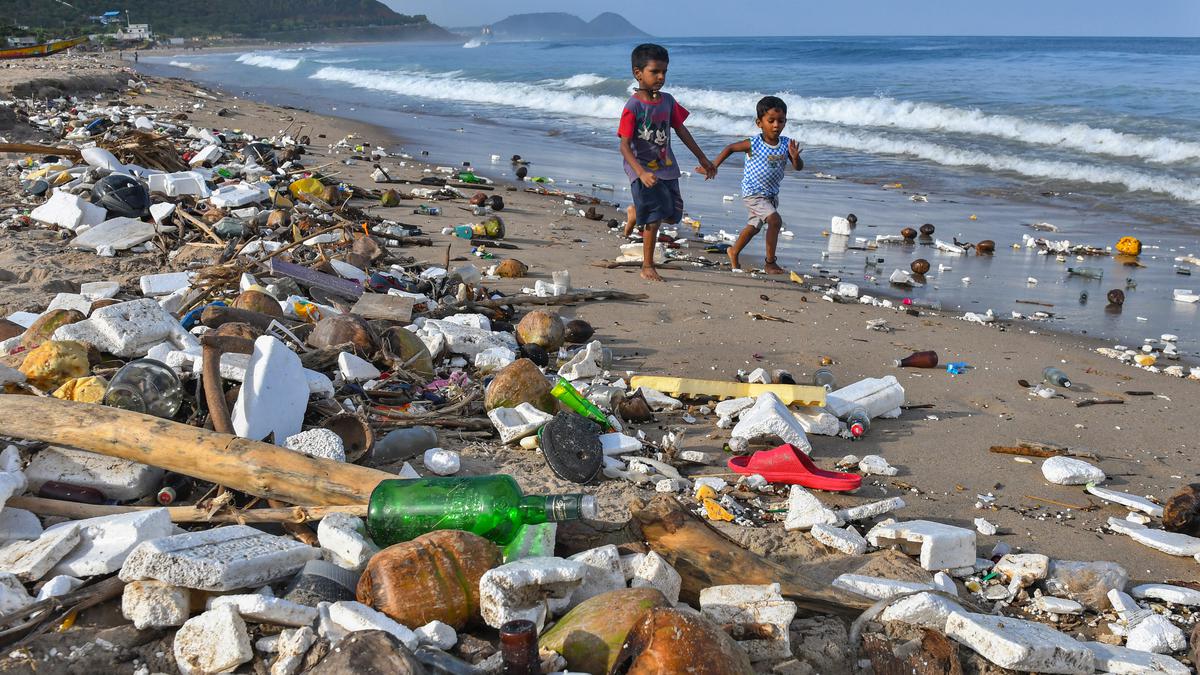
[[0, 0, 453, 41]]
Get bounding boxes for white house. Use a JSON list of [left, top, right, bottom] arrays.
[[115, 24, 153, 41], [6, 36, 41, 48]]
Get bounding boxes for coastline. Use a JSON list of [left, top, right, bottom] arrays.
[[2, 53, 1200, 667]]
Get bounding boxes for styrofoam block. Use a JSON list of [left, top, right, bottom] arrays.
[[0, 524, 80, 581], [415, 620, 457, 650], [29, 190, 107, 231], [878, 591, 961, 629], [284, 429, 346, 462], [994, 553, 1050, 587], [480, 557, 585, 632], [231, 336, 308, 446], [1041, 456, 1106, 485], [0, 508, 42, 545], [208, 593, 318, 627], [420, 319, 517, 358], [209, 181, 269, 208], [139, 271, 193, 297], [173, 605, 253, 675], [48, 508, 176, 577], [337, 352, 381, 382], [69, 217, 159, 252], [488, 403, 555, 444], [474, 346, 517, 374], [836, 497, 906, 522], [1127, 614, 1188, 654], [36, 574, 83, 601], [148, 171, 211, 198], [811, 523, 868, 555], [826, 376, 905, 419], [46, 292, 92, 315], [783, 485, 842, 531], [119, 525, 320, 591], [1035, 596, 1083, 615], [149, 202, 176, 225], [25, 446, 163, 501], [270, 626, 316, 675], [867, 520, 976, 570], [1089, 487, 1164, 517], [316, 512, 378, 571], [565, 545, 625, 609], [327, 600, 418, 650], [1084, 641, 1191, 674], [557, 340, 605, 380], [54, 298, 198, 357], [945, 611, 1093, 674], [1107, 517, 1200, 556], [699, 583, 796, 661], [423, 448, 460, 475], [0, 572, 36, 615], [831, 574, 934, 600], [80, 281, 120, 300], [630, 551, 681, 605], [189, 145, 223, 167], [730, 392, 811, 453], [1131, 583, 1200, 606], [122, 579, 191, 629]]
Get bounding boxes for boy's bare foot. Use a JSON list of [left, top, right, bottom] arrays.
[[764, 260, 785, 275], [640, 266, 664, 282], [728, 249, 741, 271]]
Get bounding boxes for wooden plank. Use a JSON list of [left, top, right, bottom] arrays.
[[629, 375, 826, 407], [269, 258, 364, 300], [351, 293, 414, 322]]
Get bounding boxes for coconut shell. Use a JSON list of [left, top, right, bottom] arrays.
[[541, 588, 669, 675], [20, 309, 85, 349], [495, 259, 529, 279], [484, 358, 557, 413], [233, 289, 283, 317], [380, 326, 434, 378], [613, 607, 753, 675], [469, 192, 487, 206], [266, 209, 290, 230], [975, 240, 995, 255], [1107, 289, 1125, 306], [900, 227, 917, 240], [563, 319, 594, 344], [919, 223, 935, 236], [308, 313, 379, 355], [90, 298, 121, 311], [516, 310, 565, 351], [352, 236, 387, 264], [214, 322, 263, 341], [520, 344, 549, 367], [910, 259, 931, 275], [19, 340, 90, 391], [357, 530, 501, 630]]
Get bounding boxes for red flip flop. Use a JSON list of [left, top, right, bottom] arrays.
[[728, 443, 861, 492]]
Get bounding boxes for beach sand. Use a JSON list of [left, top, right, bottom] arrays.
[[2, 52, 1199, 668]]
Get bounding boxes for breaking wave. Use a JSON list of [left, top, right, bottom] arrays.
[[167, 61, 204, 71], [309, 66, 1200, 203], [236, 53, 302, 71], [561, 73, 609, 88]]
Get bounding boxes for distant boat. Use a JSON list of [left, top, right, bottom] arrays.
[[0, 36, 90, 60]]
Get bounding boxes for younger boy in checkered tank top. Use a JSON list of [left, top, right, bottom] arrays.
[[710, 96, 804, 274]]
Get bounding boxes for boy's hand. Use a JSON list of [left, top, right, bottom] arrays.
[[639, 171, 658, 188], [788, 140, 803, 163], [697, 159, 717, 180]]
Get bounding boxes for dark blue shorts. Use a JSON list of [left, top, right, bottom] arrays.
[[631, 178, 683, 227]]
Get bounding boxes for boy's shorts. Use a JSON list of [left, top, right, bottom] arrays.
[[631, 179, 683, 227], [743, 194, 780, 230]]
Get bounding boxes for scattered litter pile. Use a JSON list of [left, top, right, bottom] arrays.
[[1, 73, 1199, 675]]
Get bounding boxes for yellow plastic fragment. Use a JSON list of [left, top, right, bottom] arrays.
[[694, 484, 717, 501], [702, 498, 734, 522], [629, 376, 826, 406], [1134, 354, 1156, 367]]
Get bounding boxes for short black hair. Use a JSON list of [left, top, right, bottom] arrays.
[[631, 43, 669, 70], [757, 95, 787, 120]]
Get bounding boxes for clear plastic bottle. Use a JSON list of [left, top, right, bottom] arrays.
[[370, 426, 440, 465], [812, 368, 836, 391], [1043, 366, 1072, 388], [104, 359, 183, 419], [845, 406, 870, 439]]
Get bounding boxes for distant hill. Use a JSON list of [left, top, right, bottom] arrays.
[[485, 12, 650, 40], [0, 0, 454, 42]]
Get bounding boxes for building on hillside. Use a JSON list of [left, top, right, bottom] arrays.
[[168, 37, 185, 46], [5, 36, 40, 48], [115, 24, 153, 41], [94, 11, 123, 26]]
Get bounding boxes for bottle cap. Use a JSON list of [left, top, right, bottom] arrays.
[[849, 422, 866, 438], [156, 486, 176, 505]]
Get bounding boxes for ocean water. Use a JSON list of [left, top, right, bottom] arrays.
[[140, 37, 1200, 357]]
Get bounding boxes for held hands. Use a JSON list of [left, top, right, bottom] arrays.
[[696, 159, 717, 180], [639, 171, 658, 188]]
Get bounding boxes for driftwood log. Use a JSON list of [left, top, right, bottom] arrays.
[[6, 496, 367, 524], [630, 496, 872, 615], [0, 396, 392, 505]]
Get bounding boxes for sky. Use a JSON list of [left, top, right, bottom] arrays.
[[384, 1, 1200, 37]]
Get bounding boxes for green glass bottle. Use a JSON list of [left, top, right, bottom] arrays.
[[366, 475, 597, 547]]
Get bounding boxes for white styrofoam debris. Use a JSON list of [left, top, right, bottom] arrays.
[[630, 551, 681, 606], [48, 508, 175, 577], [422, 448, 460, 475], [867, 520, 976, 571], [414, 620, 458, 650], [1131, 583, 1200, 606], [480, 557, 585, 632], [699, 583, 797, 661], [1035, 596, 1084, 615], [878, 591, 961, 629], [836, 497, 906, 522], [831, 574, 934, 600], [1127, 614, 1187, 654], [122, 580, 191, 629], [488, 403, 554, 444], [173, 605, 254, 675], [316, 512, 378, 571], [783, 485, 842, 531], [139, 271, 193, 298], [0, 572, 34, 615], [327, 600, 418, 650], [810, 523, 868, 555], [270, 626, 316, 675], [0, 525, 80, 582], [730, 392, 811, 453], [24, 446, 163, 502], [119, 525, 320, 591], [565, 545, 625, 610], [208, 593, 318, 627], [284, 428, 346, 462], [1041, 456, 1106, 485], [1084, 641, 1191, 674], [1107, 518, 1200, 557], [231, 336, 309, 446], [337, 352, 381, 382], [945, 611, 1093, 674], [0, 508, 42, 545], [1088, 486, 1164, 517], [994, 553, 1050, 588], [859, 454, 898, 476]]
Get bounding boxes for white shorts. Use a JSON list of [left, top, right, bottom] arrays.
[[743, 194, 780, 230]]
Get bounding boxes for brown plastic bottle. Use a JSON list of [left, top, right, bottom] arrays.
[[500, 619, 540, 675], [894, 350, 939, 368]]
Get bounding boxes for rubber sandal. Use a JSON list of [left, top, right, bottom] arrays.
[[727, 443, 861, 492]]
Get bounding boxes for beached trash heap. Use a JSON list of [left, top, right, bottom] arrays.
[[1, 76, 1199, 674]]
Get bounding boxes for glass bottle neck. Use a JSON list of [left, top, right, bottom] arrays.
[[518, 494, 588, 523]]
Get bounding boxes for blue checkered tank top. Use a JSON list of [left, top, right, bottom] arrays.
[[740, 134, 791, 198]]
